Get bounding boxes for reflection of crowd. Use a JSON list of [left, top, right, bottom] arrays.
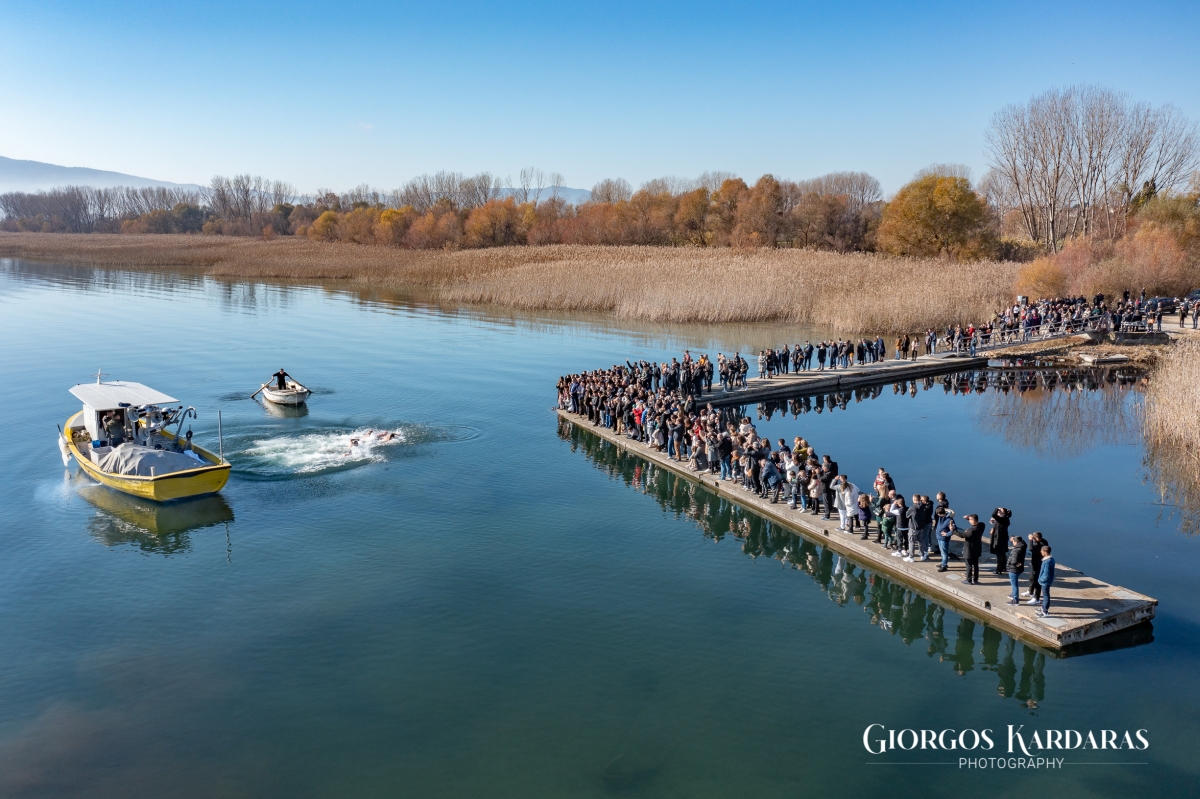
[[560, 356, 1064, 614], [563, 420, 1051, 707]]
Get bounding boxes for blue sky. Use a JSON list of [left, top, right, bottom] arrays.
[[2, 0, 1197, 194]]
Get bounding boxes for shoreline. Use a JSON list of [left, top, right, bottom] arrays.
[[0, 232, 1021, 333]]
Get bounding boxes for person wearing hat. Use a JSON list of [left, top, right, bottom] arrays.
[[934, 507, 957, 572]]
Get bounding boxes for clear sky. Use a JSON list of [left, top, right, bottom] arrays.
[[2, 0, 1197, 195]]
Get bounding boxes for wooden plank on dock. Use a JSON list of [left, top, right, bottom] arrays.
[[557, 410, 1157, 651]]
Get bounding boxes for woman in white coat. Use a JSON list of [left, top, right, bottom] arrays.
[[833, 475, 860, 532]]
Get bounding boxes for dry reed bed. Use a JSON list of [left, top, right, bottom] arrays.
[[0, 233, 1020, 332], [1145, 339, 1200, 452], [1144, 339, 1200, 534]]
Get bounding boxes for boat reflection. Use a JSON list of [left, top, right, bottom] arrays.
[[559, 418, 1153, 707], [261, 399, 309, 418], [78, 481, 235, 555]]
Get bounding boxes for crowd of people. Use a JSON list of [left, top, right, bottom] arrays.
[[558, 353, 1061, 616]]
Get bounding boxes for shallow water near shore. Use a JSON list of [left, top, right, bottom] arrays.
[[2, 258, 1199, 798]]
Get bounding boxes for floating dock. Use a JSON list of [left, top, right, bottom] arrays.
[[557, 410, 1157, 651]]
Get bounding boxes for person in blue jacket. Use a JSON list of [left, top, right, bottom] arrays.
[[934, 508, 957, 572], [1036, 546, 1055, 617]]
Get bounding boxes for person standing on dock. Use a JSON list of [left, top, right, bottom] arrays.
[[1025, 532, 1049, 604], [958, 514, 984, 584], [888, 492, 909, 556], [1005, 534, 1027, 605], [934, 508, 956, 571], [833, 475, 859, 531], [989, 508, 1012, 574], [1036, 546, 1055, 617]]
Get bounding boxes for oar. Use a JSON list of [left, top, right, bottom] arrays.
[[250, 381, 270, 399]]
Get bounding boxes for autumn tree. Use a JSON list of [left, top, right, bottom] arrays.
[[307, 210, 340, 242], [464, 198, 526, 247], [673, 188, 710, 245], [706, 178, 748, 245], [877, 173, 992, 259], [733, 175, 784, 247], [374, 206, 417, 246]]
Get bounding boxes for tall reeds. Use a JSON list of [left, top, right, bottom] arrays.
[[0, 233, 1019, 332], [1144, 339, 1200, 534]]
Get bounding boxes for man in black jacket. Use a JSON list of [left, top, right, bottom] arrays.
[[957, 514, 985, 585], [1025, 532, 1049, 604], [1006, 535, 1028, 604], [990, 508, 1012, 574]]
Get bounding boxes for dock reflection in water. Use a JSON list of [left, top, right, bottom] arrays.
[[77, 481, 235, 555], [560, 416, 1153, 708]]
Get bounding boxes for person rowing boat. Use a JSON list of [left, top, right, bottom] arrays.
[[272, 368, 291, 390]]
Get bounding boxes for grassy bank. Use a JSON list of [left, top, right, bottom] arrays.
[[0, 233, 1020, 332]]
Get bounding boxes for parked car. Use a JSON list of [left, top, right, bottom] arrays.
[[1146, 296, 1177, 314], [1186, 288, 1200, 303]]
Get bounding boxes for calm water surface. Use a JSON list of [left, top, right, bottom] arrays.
[[2, 259, 1198, 798]]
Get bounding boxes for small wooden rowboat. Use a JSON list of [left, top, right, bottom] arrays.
[[262, 380, 311, 406]]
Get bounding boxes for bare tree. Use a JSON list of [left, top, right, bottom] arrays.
[[547, 172, 566, 203], [515, 167, 546, 204], [1117, 103, 1200, 205], [270, 181, 296, 208], [914, 163, 972, 182], [987, 85, 1200, 250], [460, 172, 502, 208], [590, 178, 632, 204]]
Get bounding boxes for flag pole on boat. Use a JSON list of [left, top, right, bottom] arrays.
[[218, 410, 224, 461]]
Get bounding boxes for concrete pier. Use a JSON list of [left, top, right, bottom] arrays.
[[558, 410, 1157, 651]]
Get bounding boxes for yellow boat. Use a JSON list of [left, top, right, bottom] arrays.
[[61, 379, 230, 502]]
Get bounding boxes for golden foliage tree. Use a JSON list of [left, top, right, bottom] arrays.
[[877, 175, 991, 259], [374, 206, 417, 246], [307, 210, 340, 242], [464, 198, 526, 248]]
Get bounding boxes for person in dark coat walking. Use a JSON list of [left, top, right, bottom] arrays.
[[1005, 534, 1027, 604], [989, 507, 1012, 574], [957, 514, 984, 584]]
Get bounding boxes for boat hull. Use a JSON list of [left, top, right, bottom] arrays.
[[262, 382, 310, 405], [64, 412, 231, 502]]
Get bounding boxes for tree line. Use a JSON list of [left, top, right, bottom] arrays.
[[2, 84, 1196, 277]]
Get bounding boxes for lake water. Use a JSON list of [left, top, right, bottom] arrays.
[[2, 259, 1198, 798]]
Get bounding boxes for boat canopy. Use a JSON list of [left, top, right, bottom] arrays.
[[69, 381, 178, 410]]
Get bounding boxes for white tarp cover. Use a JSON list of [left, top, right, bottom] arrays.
[[96, 444, 201, 476], [70, 381, 177, 410]]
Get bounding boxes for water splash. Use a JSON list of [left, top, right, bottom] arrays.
[[238, 427, 413, 476]]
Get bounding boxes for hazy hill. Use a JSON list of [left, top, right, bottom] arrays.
[[0, 156, 204, 193]]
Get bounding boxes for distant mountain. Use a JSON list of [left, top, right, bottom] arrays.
[[497, 185, 592, 205], [0, 156, 204, 193]]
